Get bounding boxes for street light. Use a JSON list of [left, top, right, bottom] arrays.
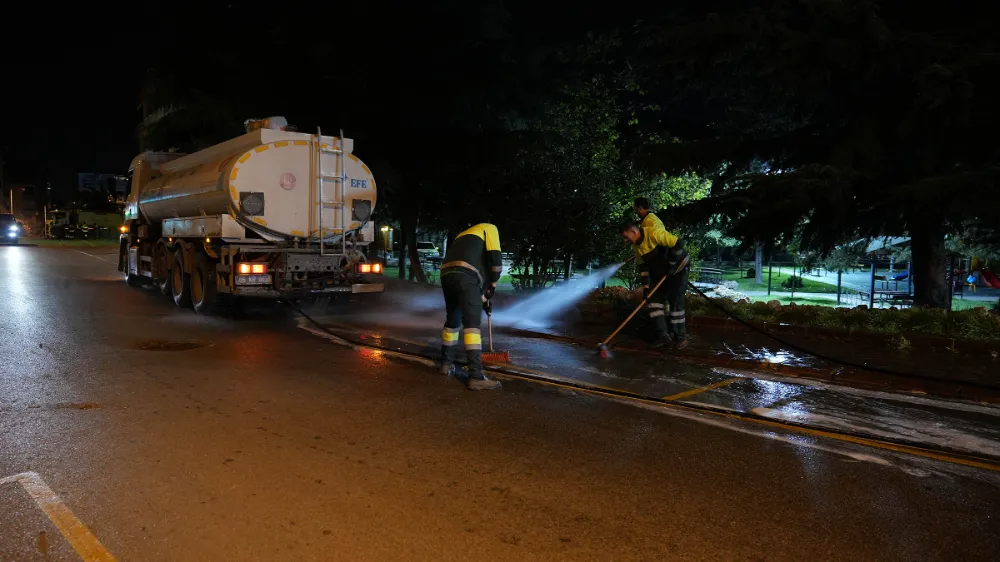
[[380, 226, 390, 262]]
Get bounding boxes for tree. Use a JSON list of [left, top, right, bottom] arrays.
[[623, 1, 1000, 308]]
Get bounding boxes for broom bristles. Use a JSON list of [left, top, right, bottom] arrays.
[[482, 351, 511, 364]]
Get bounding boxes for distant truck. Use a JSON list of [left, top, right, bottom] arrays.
[[118, 116, 384, 313], [49, 209, 122, 239]]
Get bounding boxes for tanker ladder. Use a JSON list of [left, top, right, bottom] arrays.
[[314, 127, 347, 257]]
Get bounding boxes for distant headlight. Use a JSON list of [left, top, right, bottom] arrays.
[[8, 225, 18, 232]]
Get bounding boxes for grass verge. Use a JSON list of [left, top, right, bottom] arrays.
[[28, 238, 118, 248], [723, 270, 840, 293]]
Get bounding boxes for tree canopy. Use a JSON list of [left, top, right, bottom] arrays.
[[621, 0, 1000, 306], [134, 1, 1000, 307]]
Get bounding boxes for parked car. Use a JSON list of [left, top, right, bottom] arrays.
[[416, 241, 440, 257]]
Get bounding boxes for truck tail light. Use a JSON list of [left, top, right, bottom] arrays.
[[239, 263, 267, 274], [372, 263, 382, 274], [359, 263, 372, 273]]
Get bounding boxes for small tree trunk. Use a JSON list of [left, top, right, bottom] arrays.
[[408, 239, 426, 283], [564, 255, 572, 281], [396, 225, 407, 280], [910, 220, 949, 309], [401, 212, 426, 283], [754, 244, 763, 284]]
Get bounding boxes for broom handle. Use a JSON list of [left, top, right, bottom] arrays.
[[600, 256, 689, 346]]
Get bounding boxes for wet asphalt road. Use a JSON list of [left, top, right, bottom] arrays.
[[1, 245, 999, 561]]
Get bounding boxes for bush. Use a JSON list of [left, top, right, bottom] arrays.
[[581, 288, 1000, 342], [780, 275, 805, 289]]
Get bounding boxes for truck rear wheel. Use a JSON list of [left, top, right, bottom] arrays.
[[121, 241, 142, 286], [171, 250, 192, 308], [153, 245, 171, 295], [191, 252, 218, 314]]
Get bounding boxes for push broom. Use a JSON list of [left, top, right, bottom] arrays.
[[481, 300, 511, 364], [597, 256, 689, 359]]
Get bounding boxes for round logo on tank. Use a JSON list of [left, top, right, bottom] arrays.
[[280, 173, 296, 190]]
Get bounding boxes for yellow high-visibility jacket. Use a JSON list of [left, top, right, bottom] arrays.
[[441, 223, 503, 288]]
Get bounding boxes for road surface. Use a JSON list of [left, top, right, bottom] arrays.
[[1, 244, 999, 561]]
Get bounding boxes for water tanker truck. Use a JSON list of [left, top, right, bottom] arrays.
[[118, 116, 384, 313]]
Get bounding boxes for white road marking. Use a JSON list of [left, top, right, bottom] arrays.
[[0, 471, 117, 561], [74, 249, 116, 264]]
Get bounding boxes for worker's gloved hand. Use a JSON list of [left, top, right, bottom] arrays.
[[483, 299, 493, 315], [484, 284, 496, 300]]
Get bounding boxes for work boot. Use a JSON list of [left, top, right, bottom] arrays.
[[440, 344, 458, 375], [650, 335, 672, 349], [649, 314, 671, 349], [674, 338, 689, 351], [465, 349, 485, 379], [467, 376, 502, 391]]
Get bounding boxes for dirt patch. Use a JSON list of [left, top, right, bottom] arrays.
[[53, 402, 101, 410], [134, 339, 212, 352]]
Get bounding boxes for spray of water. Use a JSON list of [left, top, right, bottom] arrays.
[[492, 263, 623, 330]]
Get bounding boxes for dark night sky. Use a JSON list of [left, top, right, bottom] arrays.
[[0, 2, 641, 198], [2, 10, 143, 191]]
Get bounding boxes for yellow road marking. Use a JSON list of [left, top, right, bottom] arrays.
[[663, 378, 742, 401], [300, 321, 1000, 474], [489, 372, 1000, 473], [0, 472, 117, 561]]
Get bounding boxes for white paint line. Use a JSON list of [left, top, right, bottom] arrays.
[[74, 249, 116, 264], [0, 471, 117, 561]]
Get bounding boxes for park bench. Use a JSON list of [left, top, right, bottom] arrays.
[[695, 267, 724, 285]]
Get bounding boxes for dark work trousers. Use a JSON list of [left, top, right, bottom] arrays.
[[646, 265, 689, 342], [440, 270, 485, 379]]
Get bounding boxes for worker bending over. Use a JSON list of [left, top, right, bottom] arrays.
[[634, 197, 664, 232], [439, 222, 504, 390], [621, 222, 690, 349]]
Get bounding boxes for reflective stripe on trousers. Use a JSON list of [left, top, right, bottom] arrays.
[[463, 328, 482, 350], [442, 327, 460, 346]]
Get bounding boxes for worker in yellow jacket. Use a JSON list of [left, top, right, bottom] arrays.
[[439, 222, 504, 390], [634, 197, 665, 232], [621, 221, 690, 349]]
